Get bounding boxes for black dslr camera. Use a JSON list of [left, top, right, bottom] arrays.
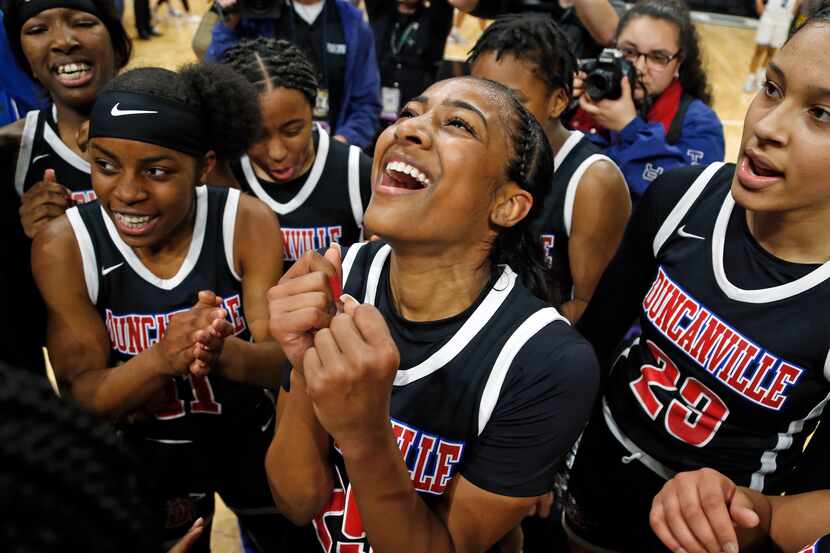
[[580, 48, 637, 102], [216, 0, 283, 19]]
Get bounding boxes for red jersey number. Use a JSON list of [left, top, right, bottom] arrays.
[[630, 340, 729, 447], [155, 375, 222, 419]]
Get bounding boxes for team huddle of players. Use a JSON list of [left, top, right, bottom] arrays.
[[2, 0, 830, 552]]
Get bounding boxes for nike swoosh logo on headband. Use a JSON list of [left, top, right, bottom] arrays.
[[110, 103, 158, 117]]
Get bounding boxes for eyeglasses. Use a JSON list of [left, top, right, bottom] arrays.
[[618, 45, 681, 69]]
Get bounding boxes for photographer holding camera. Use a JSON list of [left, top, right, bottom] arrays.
[[205, 0, 381, 150], [569, 0, 724, 199]]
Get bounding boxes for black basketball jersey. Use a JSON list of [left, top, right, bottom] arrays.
[[14, 105, 95, 202], [66, 186, 271, 443], [801, 536, 830, 553], [605, 162, 830, 494], [533, 130, 617, 302], [232, 126, 371, 269], [309, 240, 595, 552]]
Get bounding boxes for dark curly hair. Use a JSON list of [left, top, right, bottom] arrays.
[[221, 37, 319, 107], [467, 13, 577, 101], [461, 77, 559, 304], [617, 0, 713, 105], [101, 63, 262, 161], [0, 362, 159, 553], [3, 0, 132, 81]]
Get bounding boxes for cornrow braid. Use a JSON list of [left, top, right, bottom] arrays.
[[467, 77, 560, 305], [222, 37, 319, 107], [468, 13, 577, 100], [0, 363, 159, 553]]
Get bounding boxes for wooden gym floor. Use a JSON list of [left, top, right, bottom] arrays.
[[114, 1, 759, 550]]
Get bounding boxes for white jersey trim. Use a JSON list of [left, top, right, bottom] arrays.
[[653, 162, 725, 257], [347, 145, 364, 230], [363, 244, 393, 305], [391, 266, 519, 387], [100, 186, 208, 290], [563, 153, 619, 237], [223, 188, 242, 282], [66, 206, 100, 304], [602, 396, 676, 480], [553, 130, 584, 172], [341, 240, 367, 286], [239, 124, 330, 215], [749, 390, 830, 491], [712, 193, 830, 303], [478, 307, 568, 435], [825, 349, 830, 383], [14, 109, 39, 197], [43, 110, 91, 174]]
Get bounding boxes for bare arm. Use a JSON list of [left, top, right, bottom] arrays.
[[33, 217, 176, 418], [214, 194, 286, 387], [768, 491, 830, 553], [561, 160, 631, 323], [651, 468, 830, 553], [343, 431, 540, 553], [264, 249, 344, 523], [573, 0, 620, 47], [266, 374, 334, 524], [33, 216, 232, 419], [304, 302, 545, 553]]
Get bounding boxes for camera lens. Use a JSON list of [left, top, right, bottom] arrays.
[[586, 70, 613, 101]]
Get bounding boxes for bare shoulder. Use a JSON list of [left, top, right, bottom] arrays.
[[237, 191, 279, 228], [32, 213, 81, 273], [581, 158, 627, 193]]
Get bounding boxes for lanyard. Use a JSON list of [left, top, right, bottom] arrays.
[[390, 20, 419, 59]]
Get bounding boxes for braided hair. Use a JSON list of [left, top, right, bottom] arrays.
[[0, 363, 158, 553], [469, 77, 559, 305], [617, 0, 713, 105], [101, 63, 262, 162], [467, 13, 577, 100], [221, 37, 319, 107]]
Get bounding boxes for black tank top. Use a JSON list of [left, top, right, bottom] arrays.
[[310, 240, 576, 551], [14, 105, 95, 203], [532, 130, 619, 302], [232, 126, 371, 269], [66, 186, 272, 443], [605, 163, 830, 494]]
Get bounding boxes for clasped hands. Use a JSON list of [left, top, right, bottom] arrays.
[[154, 290, 235, 379], [267, 245, 401, 453]]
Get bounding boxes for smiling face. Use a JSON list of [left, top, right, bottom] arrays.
[[366, 78, 518, 248], [90, 137, 202, 249], [616, 16, 681, 100], [732, 23, 830, 214], [20, 8, 116, 113], [247, 87, 315, 183]]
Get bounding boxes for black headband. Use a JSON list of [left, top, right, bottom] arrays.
[[14, 0, 101, 28], [89, 90, 209, 157]]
